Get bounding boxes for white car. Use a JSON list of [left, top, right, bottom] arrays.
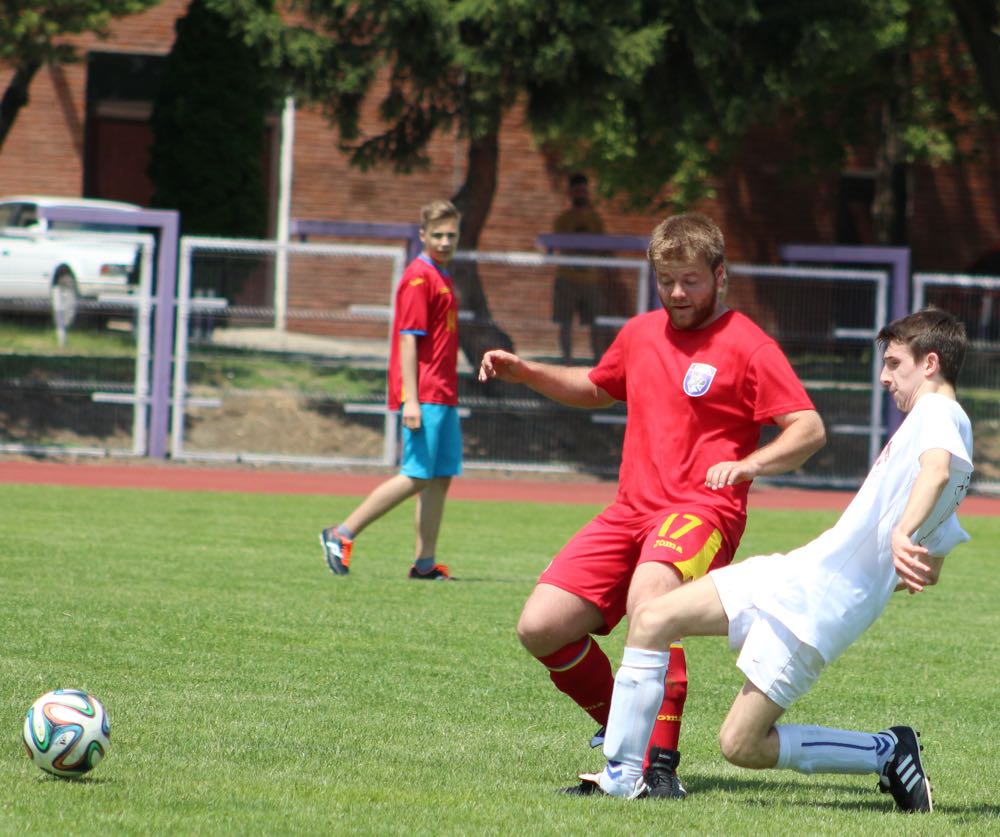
[[0, 195, 143, 327]]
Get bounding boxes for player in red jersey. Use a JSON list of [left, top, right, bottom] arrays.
[[478, 213, 826, 797], [320, 200, 462, 581]]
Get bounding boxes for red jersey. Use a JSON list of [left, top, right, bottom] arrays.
[[387, 255, 459, 410], [589, 308, 815, 545]]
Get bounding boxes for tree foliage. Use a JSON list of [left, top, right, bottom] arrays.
[[0, 0, 161, 151], [948, 0, 1000, 116], [198, 0, 1000, 357], [530, 0, 892, 207], [209, 0, 675, 243], [541, 1, 996, 231], [212, 2, 997, 233], [148, 0, 277, 237]]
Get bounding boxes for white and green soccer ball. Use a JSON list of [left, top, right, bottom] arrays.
[[22, 689, 111, 778]]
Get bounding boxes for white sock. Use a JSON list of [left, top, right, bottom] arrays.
[[776, 725, 895, 775], [601, 647, 670, 780]]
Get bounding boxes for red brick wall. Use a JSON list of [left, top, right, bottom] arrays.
[[910, 136, 1000, 271], [0, 1, 183, 196]]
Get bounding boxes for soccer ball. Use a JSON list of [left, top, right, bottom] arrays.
[[22, 689, 111, 778]]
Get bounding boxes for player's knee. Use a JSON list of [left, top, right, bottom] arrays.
[[627, 600, 670, 648], [516, 610, 556, 656], [718, 724, 750, 767], [401, 474, 429, 491], [514, 614, 535, 651], [718, 721, 767, 769]]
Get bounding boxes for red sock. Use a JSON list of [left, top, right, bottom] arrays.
[[538, 636, 613, 727], [645, 643, 688, 762]]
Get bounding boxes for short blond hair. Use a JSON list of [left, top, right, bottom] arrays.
[[420, 200, 461, 230], [647, 213, 725, 273]]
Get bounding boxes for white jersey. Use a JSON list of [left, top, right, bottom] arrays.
[[746, 392, 973, 663]]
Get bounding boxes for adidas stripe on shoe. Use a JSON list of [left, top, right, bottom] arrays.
[[878, 726, 933, 813]]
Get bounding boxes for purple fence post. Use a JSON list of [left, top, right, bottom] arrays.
[[779, 243, 911, 435], [779, 244, 910, 321], [42, 205, 181, 459]]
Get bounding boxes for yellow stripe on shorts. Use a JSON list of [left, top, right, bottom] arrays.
[[673, 528, 723, 582]]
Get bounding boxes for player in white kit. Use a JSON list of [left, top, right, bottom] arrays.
[[578, 307, 972, 813]]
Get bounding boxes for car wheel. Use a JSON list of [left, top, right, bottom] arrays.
[[51, 268, 80, 328]]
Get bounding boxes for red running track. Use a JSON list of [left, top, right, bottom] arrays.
[[2, 458, 999, 515]]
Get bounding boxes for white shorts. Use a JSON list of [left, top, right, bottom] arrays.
[[710, 558, 827, 709]]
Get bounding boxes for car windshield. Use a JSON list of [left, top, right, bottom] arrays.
[[0, 203, 36, 227]]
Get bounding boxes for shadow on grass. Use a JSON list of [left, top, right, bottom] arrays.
[[423, 575, 535, 584], [684, 773, 891, 811], [31, 773, 113, 785], [685, 772, 1000, 817]]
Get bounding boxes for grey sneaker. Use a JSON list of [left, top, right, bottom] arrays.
[[878, 726, 932, 813], [590, 725, 606, 748], [319, 527, 352, 575]]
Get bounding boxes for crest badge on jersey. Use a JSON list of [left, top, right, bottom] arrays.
[[683, 362, 717, 397]]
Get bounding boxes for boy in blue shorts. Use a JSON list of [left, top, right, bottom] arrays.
[[320, 200, 462, 580]]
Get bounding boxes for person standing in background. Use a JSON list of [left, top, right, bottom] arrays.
[[321, 200, 462, 581], [551, 173, 607, 363]]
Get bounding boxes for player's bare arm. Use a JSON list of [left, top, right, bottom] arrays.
[[891, 447, 954, 594], [478, 350, 614, 408], [705, 409, 826, 490], [478, 348, 528, 383], [400, 333, 422, 430]]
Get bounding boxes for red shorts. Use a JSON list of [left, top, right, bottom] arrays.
[[538, 501, 736, 633]]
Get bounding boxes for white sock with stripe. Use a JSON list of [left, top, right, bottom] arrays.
[[601, 647, 670, 783], [776, 725, 895, 774]]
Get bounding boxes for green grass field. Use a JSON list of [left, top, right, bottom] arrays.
[[1, 483, 997, 835]]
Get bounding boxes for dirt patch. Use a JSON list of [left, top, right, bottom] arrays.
[[183, 391, 384, 458], [3, 381, 997, 488]]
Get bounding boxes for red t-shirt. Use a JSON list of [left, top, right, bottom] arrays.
[[589, 308, 816, 545], [387, 255, 459, 410]]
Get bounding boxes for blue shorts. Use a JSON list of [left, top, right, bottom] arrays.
[[400, 403, 462, 479]]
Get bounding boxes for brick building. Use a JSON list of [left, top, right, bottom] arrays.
[[3, 0, 1000, 273]]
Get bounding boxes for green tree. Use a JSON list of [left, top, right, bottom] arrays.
[[948, 0, 1000, 115], [0, 0, 161, 152], [207, 0, 676, 358], [545, 1, 995, 245], [211, 1, 998, 280], [792, 1, 992, 245], [148, 0, 276, 237]]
